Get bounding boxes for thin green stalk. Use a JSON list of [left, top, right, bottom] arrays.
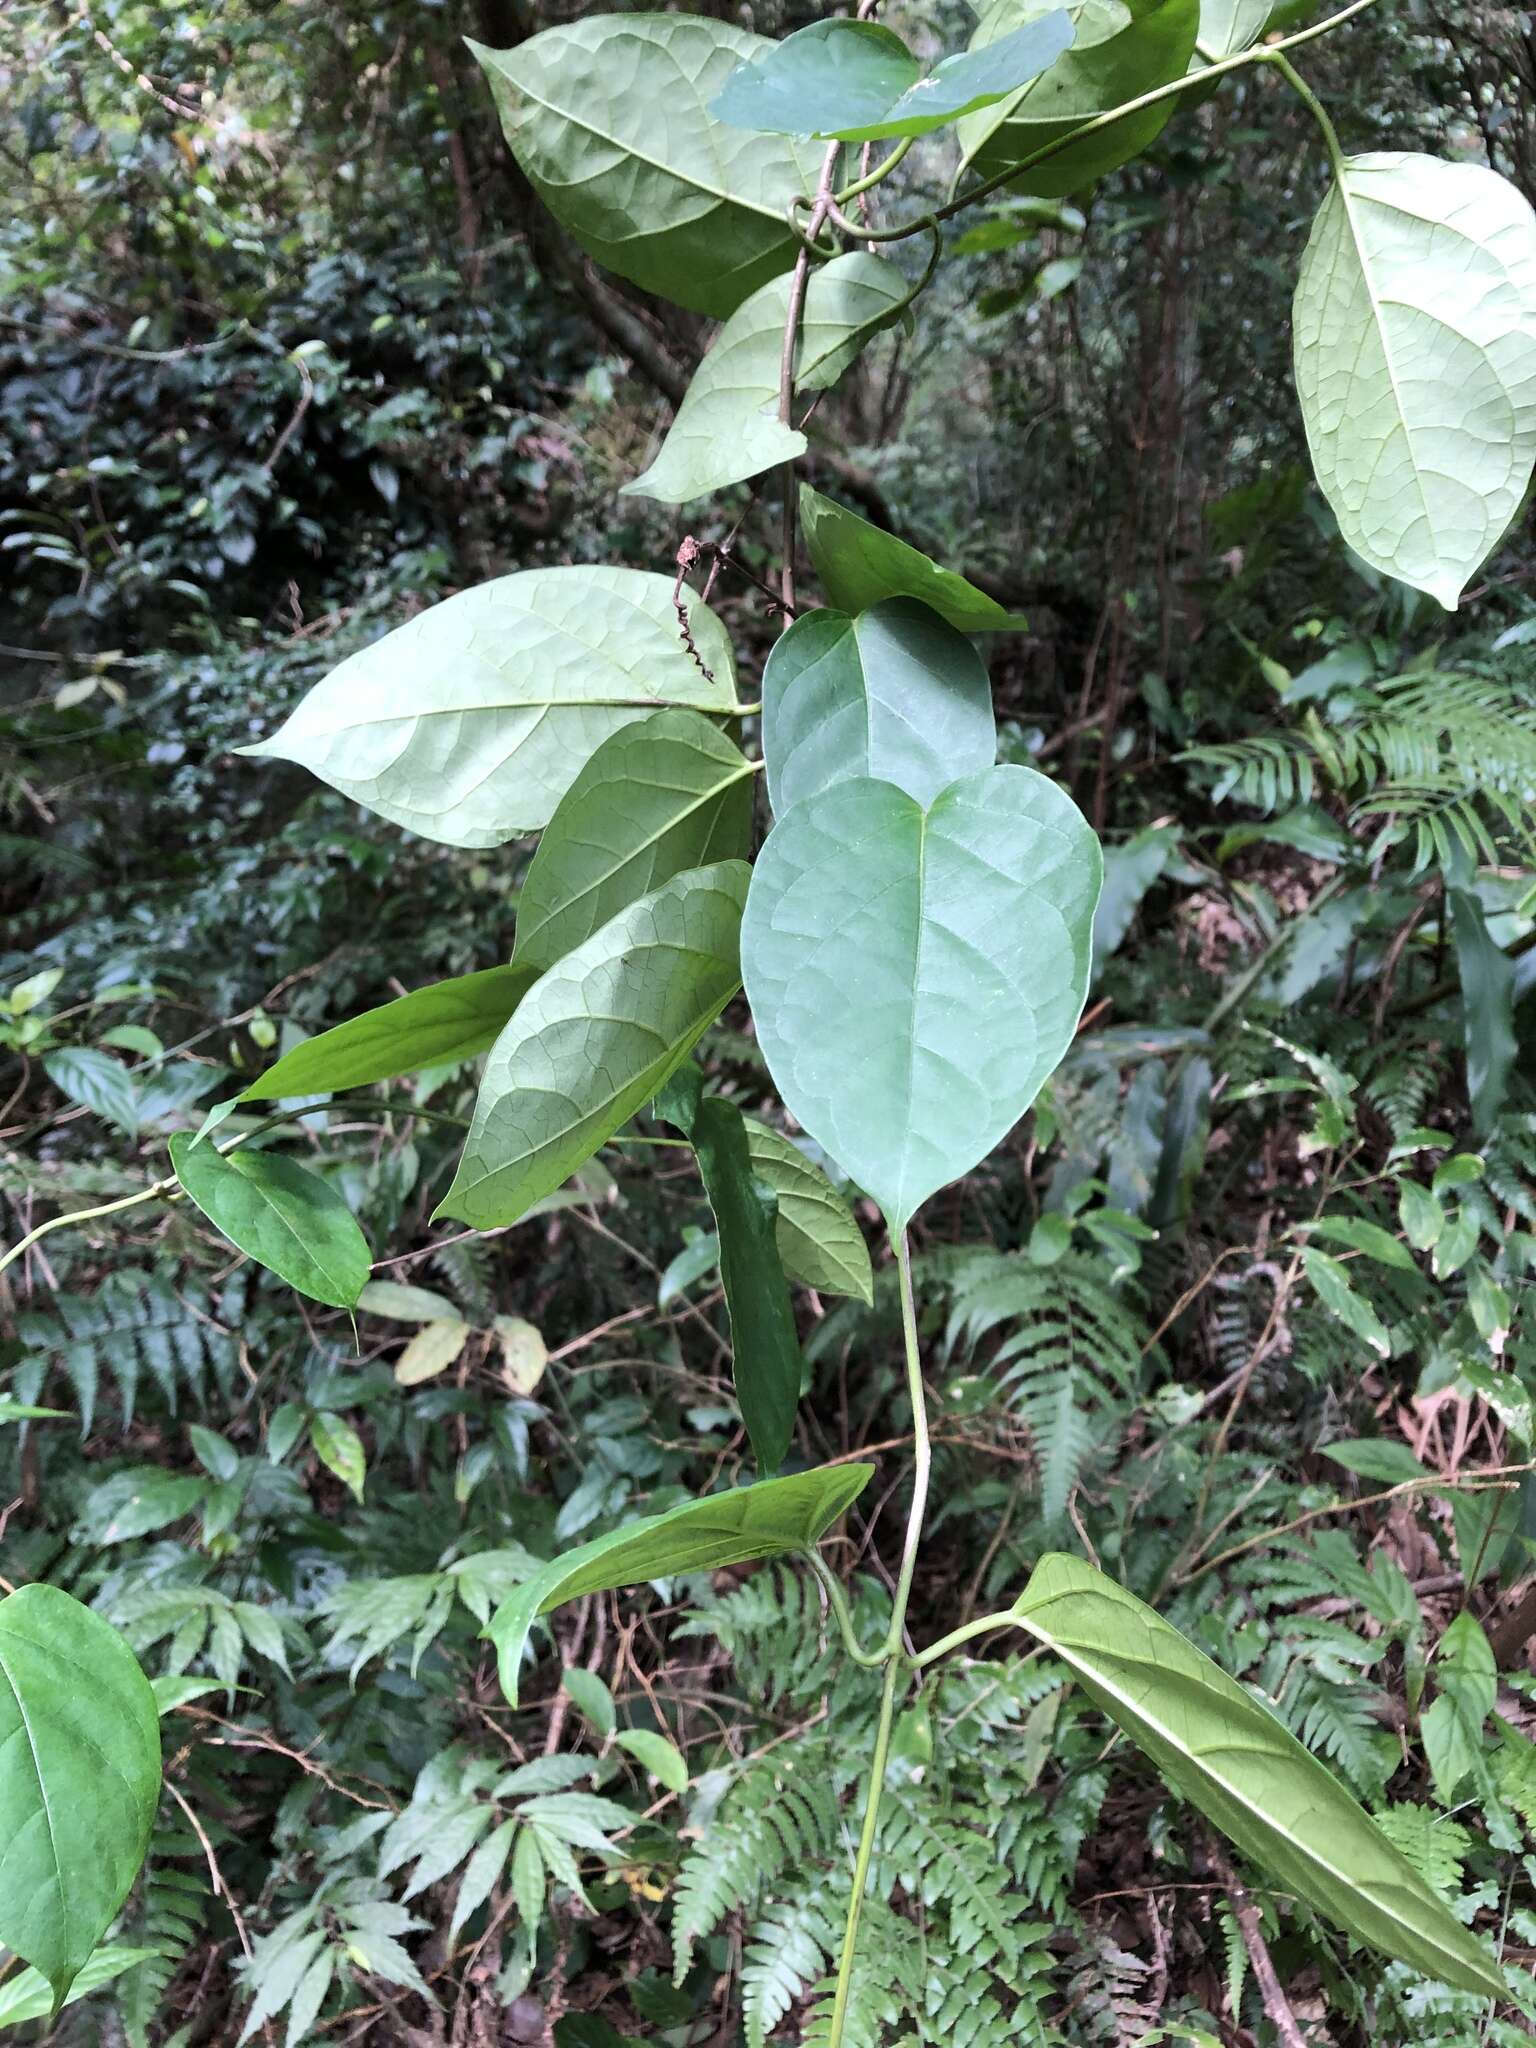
[[823, 1227, 931, 2048], [1263, 48, 1348, 177], [0, 1177, 176, 1281], [808, 1551, 888, 1668], [836, 135, 912, 206], [911, 1608, 1022, 1669]]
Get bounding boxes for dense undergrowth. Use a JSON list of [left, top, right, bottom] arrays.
[[4, 2, 1536, 2044]]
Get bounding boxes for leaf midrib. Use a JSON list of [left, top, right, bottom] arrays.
[[0, 1641, 70, 1967]]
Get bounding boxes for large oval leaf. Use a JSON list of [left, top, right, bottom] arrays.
[[762, 597, 995, 813], [439, 862, 750, 1229], [1293, 152, 1536, 609], [958, 0, 1199, 197], [743, 1118, 874, 1304], [169, 1134, 373, 1308], [713, 15, 1075, 144], [489, 1463, 873, 1704], [515, 712, 755, 976], [242, 964, 535, 1101], [799, 486, 1029, 632], [623, 254, 909, 505], [470, 18, 824, 319], [742, 767, 1101, 1229], [0, 1584, 160, 2007], [1011, 1553, 1504, 1995], [240, 570, 739, 849]]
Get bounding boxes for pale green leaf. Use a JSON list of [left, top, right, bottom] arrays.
[[713, 14, 1075, 144], [742, 767, 1101, 1229], [1421, 1612, 1496, 1804], [1302, 1245, 1391, 1358], [242, 965, 535, 1100], [0, 1585, 160, 2007], [311, 1411, 367, 1503], [241, 570, 739, 848], [742, 1118, 873, 1304], [1012, 1553, 1503, 1994], [1192, 0, 1270, 60], [1293, 152, 1536, 608], [762, 596, 995, 814], [623, 254, 908, 504], [0, 1945, 158, 2029], [439, 863, 749, 1229], [800, 485, 1028, 631], [514, 711, 754, 974], [393, 1318, 473, 1387], [615, 1728, 689, 1793], [169, 1135, 372, 1309], [470, 19, 824, 318], [490, 1464, 873, 1703], [958, 0, 1199, 199], [358, 1280, 460, 1323]]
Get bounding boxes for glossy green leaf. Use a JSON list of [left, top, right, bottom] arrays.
[[241, 570, 739, 848], [1293, 153, 1536, 608], [713, 15, 1075, 144], [614, 1727, 689, 1794], [1011, 1553, 1504, 1995], [76, 1468, 208, 1544], [169, 1134, 372, 1309], [761, 597, 995, 814], [959, 0, 1199, 199], [42, 1046, 137, 1136], [489, 1463, 872, 1703], [742, 768, 1101, 1229], [1320, 1438, 1429, 1485], [1449, 886, 1517, 1136], [1302, 1217, 1415, 1271], [439, 863, 750, 1229], [800, 485, 1028, 631], [1302, 1245, 1391, 1358], [743, 1118, 874, 1304], [1398, 1180, 1445, 1251], [242, 966, 535, 1101], [691, 1094, 803, 1475], [0, 1584, 161, 2006], [1421, 1612, 1496, 1803], [514, 712, 754, 974], [623, 254, 908, 504], [470, 18, 824, 319]]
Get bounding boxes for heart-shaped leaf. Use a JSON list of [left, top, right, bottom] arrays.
[[169, 1134, 372, 1309], [470, 19, 824, 318], [241, 569, 739, 848], [439, 863, 749, 1229], [742, 768, 1101, 1229], [242, 965, 535, 1101], [799, 486, 1028, 631], [958, 0, 1199, 198], [489, 1463, 873, 1703], [762, 597, 995, 813], [0, 1584, 160, 2008], [1012, 1552, 1504, 1995], [1293, 152, 1536, 609], [713, 14, 1075, 143], [514, 711, 755, 974], [622, 254, 909, 504]]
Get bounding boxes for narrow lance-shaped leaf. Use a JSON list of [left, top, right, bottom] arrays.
[[742, 767, 1102, 1230], [470, 18, 825, 319], [0, 1585, 161, 2008], [762, 596, 996, 814], [713, 14, 1076, 144], [240, 569, 739, 848], [514, 711, 755, 975], [169, 1133, 373, 1310], [489, 1464, 873, 1703], [1293, 153, 1536, 608], [958, 0, 1200, 198], [1449, 885, 1517, 1135], [438, 863, 750, 1230], [1011, 1552, 1503, 1995], [661, 1074, 803, 1476], [623, 254, 909, 505], [241, 964, 535, 1101], [800, 485, 1029, 631]]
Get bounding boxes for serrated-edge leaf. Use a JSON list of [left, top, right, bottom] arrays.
[[1012, 1552, 1504, 1994]]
